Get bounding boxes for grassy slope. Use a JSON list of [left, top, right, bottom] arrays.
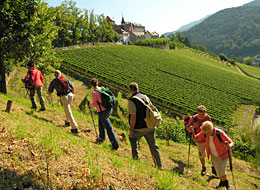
[[0, 67, 259, 190]]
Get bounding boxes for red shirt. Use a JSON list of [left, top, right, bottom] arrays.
[[22, 67, 44, 87], [188, 114, 211, 143]]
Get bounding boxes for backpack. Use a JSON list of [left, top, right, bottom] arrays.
[[24, 70, 35, 89], [55, 76, 71, 96], [94, 87, 116, 109], [132, 96, 162, 129], [183, 116, 197, 135], [215, 126, 227, 143]]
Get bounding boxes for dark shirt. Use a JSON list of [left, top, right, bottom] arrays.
[[129, 92, 149, 129], [48, 77, 73, 96]]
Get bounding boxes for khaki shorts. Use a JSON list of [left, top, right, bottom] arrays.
[[211, 154, 228, 177], [196, 142, 206, 159]]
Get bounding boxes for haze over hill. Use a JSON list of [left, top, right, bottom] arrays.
[[182, 0, 260, 57], [163, 15, 211, 38]]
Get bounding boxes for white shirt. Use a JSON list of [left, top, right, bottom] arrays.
[[209, 136, 219, 157]]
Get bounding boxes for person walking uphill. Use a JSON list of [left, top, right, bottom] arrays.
[[193, 121, 234, 190], [48, 70, 79, 134], [88, 78, 119, 150], [187, 105, 212, 176], [21, 61, 46, 111], [128, 82, 162, 169]]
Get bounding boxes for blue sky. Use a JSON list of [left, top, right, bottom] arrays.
[[45, 0, 253, 35]]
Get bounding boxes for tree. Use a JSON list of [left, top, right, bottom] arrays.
[[88, 10, 98, 42], [97, 14, 120, 42], [0, 0, 57, 93]]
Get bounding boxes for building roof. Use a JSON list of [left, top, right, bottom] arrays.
[[114, 28, 128, 34]]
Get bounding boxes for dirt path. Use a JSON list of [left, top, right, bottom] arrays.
[[234, 66, 246, 76]]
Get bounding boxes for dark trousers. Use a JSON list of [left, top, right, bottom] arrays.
[[29, 86, 45, 109], [98, 108, 119, 149]]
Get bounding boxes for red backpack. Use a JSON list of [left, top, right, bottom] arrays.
[[55, 76, 71, 96], [24, 70, 36, 89]]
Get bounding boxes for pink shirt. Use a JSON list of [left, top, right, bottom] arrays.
[[91, 89, 106, 112]]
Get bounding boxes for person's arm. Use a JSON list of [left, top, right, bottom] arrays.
[[129, 114, 136, 138], [71, 86, 75, 94], [40, 71, 44, 83], [221, 132, 234, 149], [48, 80, 55, 95]]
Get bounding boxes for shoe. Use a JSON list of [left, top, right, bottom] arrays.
[[65, 122, 70, 127], [39, 108, 46, 111], [224, 180, 231, 190], [211, 165, 217, 176], [201, 166, 206, 176], [95, 138, 104, 144], [216, 180, 225, 189], [71, 128, 79, 134], [31, 107, 37, 109]]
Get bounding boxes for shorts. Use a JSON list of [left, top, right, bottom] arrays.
[[211, 154, 228, 177], [196, 142, 206, 159]]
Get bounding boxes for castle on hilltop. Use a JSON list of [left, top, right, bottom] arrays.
[[107, 16, 159, 45]]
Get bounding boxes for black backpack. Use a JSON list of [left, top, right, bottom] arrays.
[[24, 70, 35, 89], [214, 126, 227, 143], [94, 87, 116, 109], [55, 76, 71, 96], [184, 115, 197, 135]]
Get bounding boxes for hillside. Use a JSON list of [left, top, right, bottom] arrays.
[[0, 67, 259, 189], [55, 45, 260, 124], [163, 15, 210, 38], [244, 0, 260, 6], [182, 5, 260, 57]]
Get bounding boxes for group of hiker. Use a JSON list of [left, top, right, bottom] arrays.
[[22, 63, 234, 190]]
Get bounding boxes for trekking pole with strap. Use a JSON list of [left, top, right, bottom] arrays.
[[86, 99, 98, 138], [226, 143, 237, 190], [186, 133, 192, 176]]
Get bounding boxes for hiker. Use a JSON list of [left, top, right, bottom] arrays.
[[21, 61, 46, 111], [193, 121, 234, 190], [88, 78, 119, 150], [128, 82, 162, 169], [186, 105, 212, 176], [48, 70, 79, 134]]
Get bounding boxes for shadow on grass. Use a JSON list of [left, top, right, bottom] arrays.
[[170, 158, 187, 175], [0, 169, 44, 190], [206, 175, 219, 182]]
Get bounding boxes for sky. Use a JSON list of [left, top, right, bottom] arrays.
[[45, 0, 253, 35]]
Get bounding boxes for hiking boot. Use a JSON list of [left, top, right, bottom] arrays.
[[211, 165, 217, 176], [39, 108, 46, 111], [71, 128, 79, 134], [31, 106, 37, 109], [201, 165, 206, 176], [216, 180, 225, 189], [224, 180, 231, 190], [65, 122, 70, 127], [95, 138, 104, 144]]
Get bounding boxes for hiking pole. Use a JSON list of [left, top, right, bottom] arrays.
[[226, 142, 237, 190], [186, 134, 192, 176], [86, 99, 98, 138]]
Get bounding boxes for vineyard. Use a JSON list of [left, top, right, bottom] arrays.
[[55, 45, 260, 124]]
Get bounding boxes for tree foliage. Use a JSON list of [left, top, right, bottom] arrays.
[[0, 0, 58, 93], [51, 1, 120, 47]]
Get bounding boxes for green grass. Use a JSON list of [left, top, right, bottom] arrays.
[[236, 62, 260, 80], [0, 67, 259, 189]]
